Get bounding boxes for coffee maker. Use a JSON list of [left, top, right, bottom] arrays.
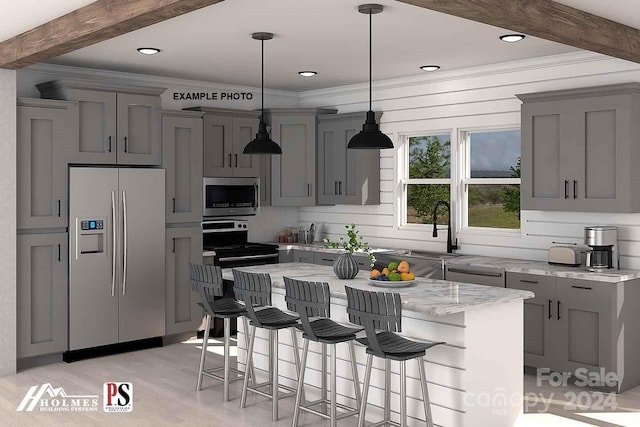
[[584, 226, 619, 272]]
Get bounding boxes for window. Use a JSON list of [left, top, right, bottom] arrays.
[[462, 129, 521, 229], [404, 134, 451, 225]]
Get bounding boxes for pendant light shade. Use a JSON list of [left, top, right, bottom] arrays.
[[348, 4, 393, 150], [244, 32, 282, 155]]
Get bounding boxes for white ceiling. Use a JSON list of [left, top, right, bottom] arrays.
[[3, 0, 640, 91]]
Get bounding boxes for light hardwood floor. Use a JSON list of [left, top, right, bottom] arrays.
[[1, 337, 639, 426]]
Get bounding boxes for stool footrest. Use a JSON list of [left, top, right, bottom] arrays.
[[368, 420, 402, 427], [202, 365, 245, 383], [245, 381, 297, 400], [299, 399, 359, 420]]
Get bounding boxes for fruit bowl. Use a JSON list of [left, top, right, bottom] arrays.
[[368, 278, 415, 288]]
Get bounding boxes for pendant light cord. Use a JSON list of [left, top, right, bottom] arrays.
[[261, 39, 264, 118], [369, 11, 372, 112]]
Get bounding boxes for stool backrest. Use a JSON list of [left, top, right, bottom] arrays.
[[345, 286, 402, 357], [283, 276, 330, 341], [232, 269, 272, 326], [189, 263, 224, 316]]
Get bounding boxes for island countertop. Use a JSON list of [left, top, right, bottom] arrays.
[[221, 262, 533, 316]]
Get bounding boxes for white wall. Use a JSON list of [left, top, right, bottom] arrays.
[[0, 69, 17, 376], [297, 52, 640, 269]]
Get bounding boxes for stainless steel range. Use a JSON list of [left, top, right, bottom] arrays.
[[202, 219, 279, 268]]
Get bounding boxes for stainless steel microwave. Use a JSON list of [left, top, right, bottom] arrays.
[[203, 177, 260, 217]]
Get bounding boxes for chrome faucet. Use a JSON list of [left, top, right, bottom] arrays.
[[432, 201, 458, 253]]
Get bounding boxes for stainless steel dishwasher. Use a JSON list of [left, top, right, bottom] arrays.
[[444, 264, 506, 287]]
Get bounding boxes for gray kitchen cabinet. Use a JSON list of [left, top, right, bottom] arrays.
[[317, 112, 381, 205], [278, 248, 294, 263], [17, 98, 76, 230], [37, 79, 164, 165], [267, 108, 337, 206], [314, 251, 339, 266], [445, 264, 505, 287], [518, 84, 640, 212], [166, 226, 203, 335], [17, 233, 68, 358], [293, 249, 314, 264], [190, 108, 260, 178], [162, 111, 203, 224], [260, 153, 271, 206]]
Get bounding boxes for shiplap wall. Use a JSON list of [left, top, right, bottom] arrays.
[[297, 51, 640, 269]]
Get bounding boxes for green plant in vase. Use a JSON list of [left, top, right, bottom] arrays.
[[323, 223, 376, 267]]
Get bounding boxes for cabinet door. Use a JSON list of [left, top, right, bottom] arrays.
[[17, 233, 68, 358], [65, 89, 117, 163], [17, 105, 73, 229], [231, 116, 260, 177], [506, 273, 559, 369], [203, 115, 233, 177], [279, 248, 294, 263], [317, 120, 340, 205], [556, 278, 614, 376], [116, 93, 161, 165], [271, 114, 316, 206], [314, 252, 339, 266], [260, 154, 271, 206], [166, 227, 203, 335], [163, 115, 203, 224], [293, 250, 314, 264]]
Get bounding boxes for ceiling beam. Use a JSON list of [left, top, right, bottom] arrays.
[[396, 0, 640, 64], [0, 0, 224, 69]]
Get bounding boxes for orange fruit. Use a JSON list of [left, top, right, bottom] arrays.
[[382, 267, 390, 276], [400, 272, 415, 281], [398, 261, 410, 273], [370, 269, 381, 279]]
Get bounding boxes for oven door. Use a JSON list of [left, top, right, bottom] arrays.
[[203, 177, 260, 217], [211, 251, 279, 268]]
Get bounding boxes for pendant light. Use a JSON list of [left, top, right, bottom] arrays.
[[348, 4, 393, 150], [244, 32, 282, 155]]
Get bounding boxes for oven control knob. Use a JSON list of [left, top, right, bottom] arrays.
[[243, 224, 247, 228], [237, 224, 241, 228]]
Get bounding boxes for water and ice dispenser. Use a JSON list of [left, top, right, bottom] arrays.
[[76, 218, 107, 257]]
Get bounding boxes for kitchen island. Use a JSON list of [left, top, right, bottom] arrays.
[[222, 263, 533, 427]]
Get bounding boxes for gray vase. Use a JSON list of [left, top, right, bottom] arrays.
[[333, 253, 359, 279]]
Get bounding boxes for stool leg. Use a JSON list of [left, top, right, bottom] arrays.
[[292, 339, 309, 427], [290, 328, 305, 402], [330, 343, 337, 427], [348, 341, 362, 409], [272, 329, 279, 422], [417, 357, 434, 427], [400, 360, 407, 427], [240, 324, 256, 409], [321, 342, 327, 411], [384, 358, 391, 423], [357, 354, 373, 427], [223, 317, 230, 402], [196, 314, 211, 391], [242, 317, 256, 386]]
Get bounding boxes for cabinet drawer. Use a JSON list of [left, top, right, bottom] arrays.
[[445, 265, 505, 287], [314, 252, 339, 266], [293, 249, 314, 264], [506, 272, 555, 290]]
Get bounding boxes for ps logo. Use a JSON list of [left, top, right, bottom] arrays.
[[103, 382, 133, 412]]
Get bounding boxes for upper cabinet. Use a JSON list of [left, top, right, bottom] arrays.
[[187, 107, 260, 178], [162, 111, 203, 224], [17, 98, 76, 230], [518, 83, 640, 212], [266, 108, 337, 206], [317, 112, 381, 205], [37, 79, 164, 166]]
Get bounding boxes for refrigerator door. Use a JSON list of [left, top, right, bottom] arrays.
[[117, 168, 166, 342], [69, 167, 119, 350]]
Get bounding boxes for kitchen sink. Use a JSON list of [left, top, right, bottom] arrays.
[[373, 250, 455, 280]]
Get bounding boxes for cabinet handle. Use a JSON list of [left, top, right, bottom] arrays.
[[339, 181, 342, 195], [307, 183, 311, 197], [320, 258, 333, 262], [573, 180, 577, 199], [548, 299, 552, 320], [520, 279, 538, 284], [108, 136, 112, 153], [564, 180, 569, 199], [447, 267, 502, 278], [571, 285, 592, 290], [335, 181, 338, 195], [58, 244, 61, 262], [228, 153, 232, 167], [172, 237, 176, 253], [172, 198, 176, 213], [57, 199, 61, 217], [235, 153, 238, 167], [557, 300, 561, 320], [124, 136, 128, 153]]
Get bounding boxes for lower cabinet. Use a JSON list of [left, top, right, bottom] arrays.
[[17, 233, 68, 358], [314, 252, 338, 266], [293, 249, 314, 264], [445, 264, 505, 287], [165, 227, 203, 335]]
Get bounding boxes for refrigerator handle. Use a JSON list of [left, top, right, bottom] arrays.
[[111, 191, 116, 298], [122, 190, 128, 296]]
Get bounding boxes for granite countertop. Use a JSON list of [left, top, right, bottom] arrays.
[[446, 256, 640, 283], [221, 262, 533, 317], [276, 242, 396, 255]]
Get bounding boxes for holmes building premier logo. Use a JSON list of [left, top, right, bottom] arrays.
[[16, 383, 99, 412], [103, 382, 133, 413]]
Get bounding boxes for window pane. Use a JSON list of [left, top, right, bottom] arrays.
[[407, 184, 450, 224], [470, 130, 521, 178], [468, 184, 520, 229], [409, 135, 451, 179]]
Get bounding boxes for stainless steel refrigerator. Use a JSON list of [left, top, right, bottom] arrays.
[[69, 167, 165, 351]]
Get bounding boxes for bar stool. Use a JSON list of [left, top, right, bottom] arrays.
[[189, 263, 251, 402], [283, 276, 364, 427], [345, 286, 445, 427], [233, 269, 302, 422]]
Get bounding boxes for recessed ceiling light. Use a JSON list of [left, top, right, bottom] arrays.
[[298, 71, 317, 77], [499, 34, 525, 43], [137, 47, 161, 55], [420, 65, 440, 72]]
